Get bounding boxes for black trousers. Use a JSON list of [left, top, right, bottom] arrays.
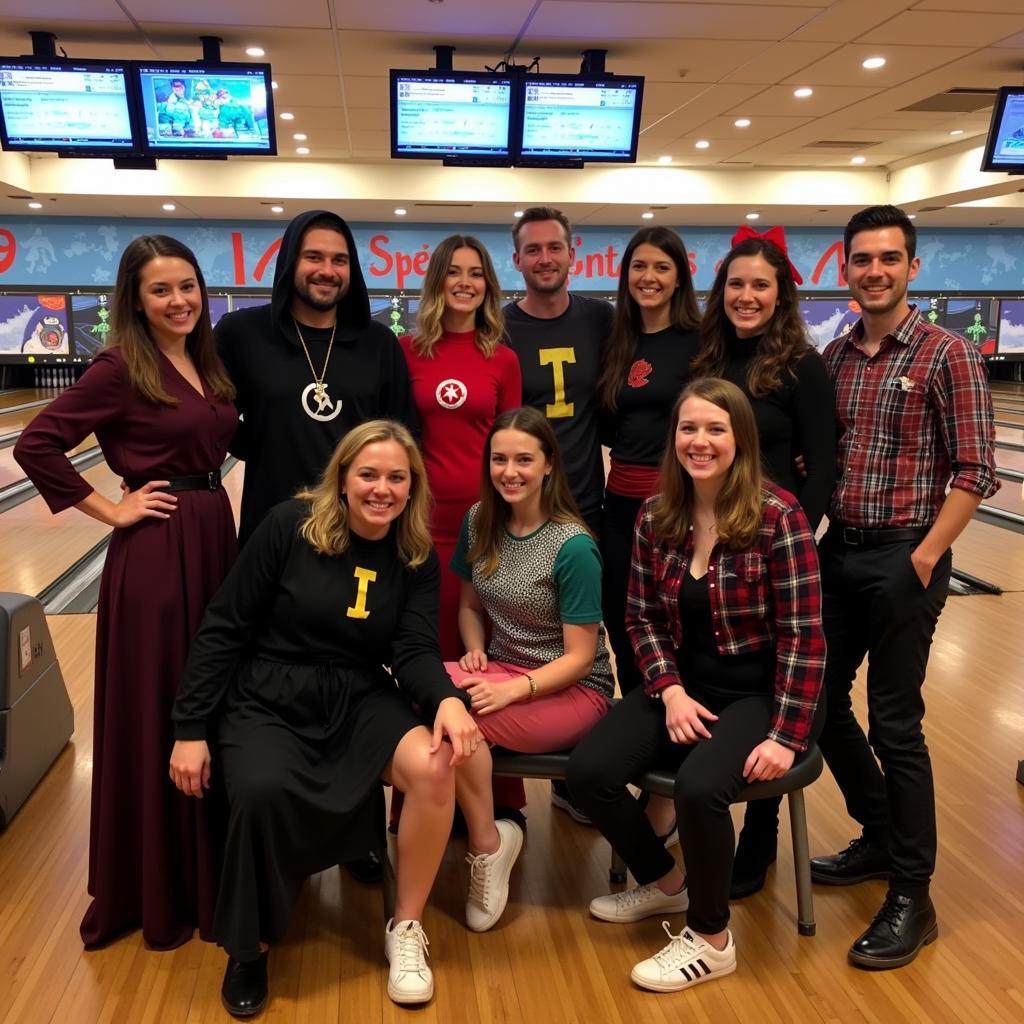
[[816, 531, 952, 895], [567, 685, 771, 935], [599, 490, 646, 695]]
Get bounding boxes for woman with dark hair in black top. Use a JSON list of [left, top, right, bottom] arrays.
[[691, 226, 835, 898]]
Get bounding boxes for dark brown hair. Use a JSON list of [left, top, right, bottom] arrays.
[[597, 226, 700, 411], [468, 406, 587, 577], [109, 234, 234, 405], [692, 235, 811, 397]]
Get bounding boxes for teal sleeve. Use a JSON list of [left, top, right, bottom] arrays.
[[449, 512, 473, 581], [552, 534, 604, 623]]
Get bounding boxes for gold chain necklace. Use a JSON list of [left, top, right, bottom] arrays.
[[293, 316, 337, 412]]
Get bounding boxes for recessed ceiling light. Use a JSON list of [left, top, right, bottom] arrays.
[[270, 205, 284, 213], [862, 56, 886, 70], [246, 47, 265, 58], [949, 129, 964, 136], [851, 155, 866, 164], [513, 210, 524, 217], [296, 146, 309, 155], [162, 202, 176, 211], [657, 155, 672, 164], [734, 118, 751, 128], [908, 214, 917, 220], [28, 201, 42, 209], [746, 212, 760, 220], [394, 208, 407, 216], [695, 139, 710, 149], [271, 81, 278, 90], [794, 87, 813, 98], [293, 132, 307, 141], [642, 211, 655, 219], [280, 112, 294, 121]]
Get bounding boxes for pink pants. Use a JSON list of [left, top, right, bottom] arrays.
[[444, 660, 609, 752]]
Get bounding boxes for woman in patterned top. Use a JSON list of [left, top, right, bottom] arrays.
[[567, 378, 824, 994], [446, 405, 614, 933]]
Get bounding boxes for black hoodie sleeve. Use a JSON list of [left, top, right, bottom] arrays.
[[376, 323, 420, 438]]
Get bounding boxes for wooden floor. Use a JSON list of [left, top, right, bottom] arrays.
[[1, 383, 1023, 1023]]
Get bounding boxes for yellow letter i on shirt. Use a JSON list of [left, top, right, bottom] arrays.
[[346, 567, 378, 620]]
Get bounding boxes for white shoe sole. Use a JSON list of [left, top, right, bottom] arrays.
[[630, 959, 735, 992], [387, 978, 434, 1004]]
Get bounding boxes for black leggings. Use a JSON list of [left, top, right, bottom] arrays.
[[599, 490, 645, 695], [567, 685, 772, 934]]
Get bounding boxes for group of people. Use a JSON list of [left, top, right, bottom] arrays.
[[13, 202, 997, 1017]]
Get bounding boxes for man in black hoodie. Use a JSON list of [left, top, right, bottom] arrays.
[[216, 209, 417, 546]]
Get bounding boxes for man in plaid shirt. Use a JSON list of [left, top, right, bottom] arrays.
[[811, 205, 998, 970]]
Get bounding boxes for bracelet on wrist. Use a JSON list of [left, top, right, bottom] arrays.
[[525, 673, 538, 700]]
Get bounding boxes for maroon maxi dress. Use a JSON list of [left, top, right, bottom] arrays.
[[13, 346, 238, 949]]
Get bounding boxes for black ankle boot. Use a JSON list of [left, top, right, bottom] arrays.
[[730, 828, 778, 899], [221, 951, 268, 1018]]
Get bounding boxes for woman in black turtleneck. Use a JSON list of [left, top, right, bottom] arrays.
[[691, 230, 836, 898]]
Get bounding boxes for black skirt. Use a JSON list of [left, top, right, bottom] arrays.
[[214, 656, 425, 960]]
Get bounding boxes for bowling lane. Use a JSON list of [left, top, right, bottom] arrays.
[[0, 460, 245, 597], [0, 436, 97, 489]]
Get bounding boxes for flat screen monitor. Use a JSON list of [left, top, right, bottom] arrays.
[[390, 70, 514, 162], [0, 58, 137, 155], [996, 300, 1024, 357], [799, 298, 861, 352], [134, 62, 275, 156], [517, 74, 644, 163], [980, 86, 1024, 174]]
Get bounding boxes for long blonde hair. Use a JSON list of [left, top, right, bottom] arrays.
[[651, 378, 763, 550], [468, 406, 587, 578], [411, 234, 506, 358], [297, 420, 433, 567], [108, 234, 235, 406]]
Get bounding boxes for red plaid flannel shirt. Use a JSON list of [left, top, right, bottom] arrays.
[[626, 483, 825, 752], [823, 307, 998, 528]]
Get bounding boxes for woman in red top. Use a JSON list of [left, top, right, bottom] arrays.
[[399, 235, 522, 658], [14, 235, 238, 949], [399, 236, 522, 821]]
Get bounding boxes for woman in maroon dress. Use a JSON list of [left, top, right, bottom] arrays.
[[14, 235, 238, 949]]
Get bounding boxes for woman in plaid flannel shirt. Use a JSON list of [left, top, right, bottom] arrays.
[[567, 377, 825, 993]]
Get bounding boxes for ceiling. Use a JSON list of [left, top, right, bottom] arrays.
[[1, 0, 1024, 227]]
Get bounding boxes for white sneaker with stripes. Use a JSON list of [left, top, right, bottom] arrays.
[[630, 922, 736, 992]]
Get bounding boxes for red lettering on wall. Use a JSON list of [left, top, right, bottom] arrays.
[[231, 231, 245, 285], [253, 238, 282, 283], [688, 251, 697, 276], [0, 229, 16, 274], [811, 240, 847, 287], [369, 234, 393, 277]]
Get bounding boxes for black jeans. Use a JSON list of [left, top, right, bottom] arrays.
[[816, 531, 952, 895], [567, 685, 771, 934], [599, 490, 645, 695]]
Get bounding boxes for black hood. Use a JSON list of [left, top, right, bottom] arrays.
[[270, 209, 371, 339]]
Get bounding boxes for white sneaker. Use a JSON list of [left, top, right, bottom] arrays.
[[590, 882, 689, 923], [630, 921, 736, 992], [465, 818, 524, 932], [384, 918, 433, 1004]]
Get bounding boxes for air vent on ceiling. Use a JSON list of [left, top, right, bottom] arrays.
[[900, 89, 997, 114], [414, 201, 474, 208], [719, 160, 755, 166], [917, 206, 945, 213], [805, 140, 881, 150]]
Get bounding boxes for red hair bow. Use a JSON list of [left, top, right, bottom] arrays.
[[730, 225, 804, 285]]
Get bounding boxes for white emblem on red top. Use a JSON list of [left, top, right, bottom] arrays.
[[436, 378, 468, 410]]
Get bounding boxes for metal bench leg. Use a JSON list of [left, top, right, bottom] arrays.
[[609, 845, 627, 884], [382, 843, 397, 923], [787, 789, 815, 936]]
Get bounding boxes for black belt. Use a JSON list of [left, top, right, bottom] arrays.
[[127, 470, 221, 492], [830, 524, 930, 548]]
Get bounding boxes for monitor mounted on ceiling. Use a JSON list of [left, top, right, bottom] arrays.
[[515, 73, 644, 167], [0, 57, 139, 156], [133, 61, 275, 157], [390, 69, 515, 165], [980, 85, 1024, 174]]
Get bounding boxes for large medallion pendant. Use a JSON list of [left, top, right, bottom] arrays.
[[301, 381, 342, 421]]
